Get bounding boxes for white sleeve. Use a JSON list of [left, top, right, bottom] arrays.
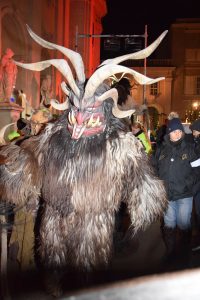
[[191, 158, 200, 168]]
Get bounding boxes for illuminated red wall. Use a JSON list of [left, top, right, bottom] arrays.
[[0, 0, 107, 107]]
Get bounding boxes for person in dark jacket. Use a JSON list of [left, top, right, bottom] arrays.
[[190, 119, 200, 244], [152, 117, 200, 261], [155, 118, 168, 146]]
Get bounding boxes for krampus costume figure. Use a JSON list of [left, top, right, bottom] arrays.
[[0, 25, 168, 296]]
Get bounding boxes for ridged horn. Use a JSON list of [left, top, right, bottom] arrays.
[[14, 59, 80, 97], [50, 99, 69, 111], [60, 81, 81, 108], [84, 64, 165, 99], [26, 24, 85, 83], [61, 81, 70, 96], [101, 30, 168, 66], [98, 88, 135, 118], [0, 123, 15, 145]]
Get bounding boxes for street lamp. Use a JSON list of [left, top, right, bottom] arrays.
[[185, 100, 200, 123], [192, 101, 199, 110], [191, 100, 200, 121]]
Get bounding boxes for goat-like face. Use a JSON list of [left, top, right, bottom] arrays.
[[68, 103, 106, 139], [66, 84, 111, 139]]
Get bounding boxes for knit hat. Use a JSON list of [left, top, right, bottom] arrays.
[[167, 118, 184, 134], [190, 119, 200, 131]]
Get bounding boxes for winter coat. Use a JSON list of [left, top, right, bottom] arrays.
[[156, 124, 167, 146], [152, 135, 200, 201], [191, 136, 200, 196], [193, 136, 200, 154]]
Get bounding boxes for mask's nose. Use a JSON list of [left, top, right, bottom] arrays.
[[76, 111, 84, 125]]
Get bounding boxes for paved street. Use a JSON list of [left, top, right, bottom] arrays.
[[4, 219, 200, 299]]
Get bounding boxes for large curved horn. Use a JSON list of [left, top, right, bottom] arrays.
[[0, 123, 15, 145], [61, 81, 70, 96], [101, 30, 168, 66], [51, 81, 70, 110], [26, 24, 85, 83], [98, 88, 135, 118], [50, 99, 69, 111], [14, 59, 80, 97], [84, 64, 164, 99], [60, 81, 81, 108]]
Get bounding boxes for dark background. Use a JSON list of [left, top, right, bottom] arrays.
[[101, 0, 200, 59]]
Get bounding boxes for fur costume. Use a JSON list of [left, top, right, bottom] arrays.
[[0, 25, 168, 295]]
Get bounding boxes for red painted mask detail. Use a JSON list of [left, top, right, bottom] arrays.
[[67, 105, 106, 139], [76, 112, 84, 125]]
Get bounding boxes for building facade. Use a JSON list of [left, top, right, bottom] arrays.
[[0, 0, 107, 108], [170, 19, 200, 122], [1, 2, 200, 129], [124, 19, 200, 128]]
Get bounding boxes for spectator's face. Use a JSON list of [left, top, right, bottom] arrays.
[[192, 130, 200, 138], [132, 126, 140, 135], [169, 130, 183, 142]]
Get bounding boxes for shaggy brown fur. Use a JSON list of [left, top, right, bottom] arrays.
[[0, 103, 167, 296], [0, 144, 40, 208], [0, 154, 7, 164], [0, 26, 168, 296]]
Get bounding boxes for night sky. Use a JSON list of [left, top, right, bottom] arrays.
[[102, 0, 200, 42]]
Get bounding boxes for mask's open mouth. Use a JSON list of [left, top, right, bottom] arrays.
[[68, 111, 106, 139], [68, 123, 106, 139]]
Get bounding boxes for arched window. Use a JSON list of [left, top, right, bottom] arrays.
[[150, 82, 158, 96]]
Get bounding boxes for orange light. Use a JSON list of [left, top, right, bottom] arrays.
[[193, 102, 198, 109]]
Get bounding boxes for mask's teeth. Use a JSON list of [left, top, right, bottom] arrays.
[[72, 122, 77, 137], [91, 116, 100, 127], [77, 125, 86, 139], [71, 110, 76, 125], [87, 114, 94, 127], [68, 110, 77, 125], [68, 112, 72, 124]]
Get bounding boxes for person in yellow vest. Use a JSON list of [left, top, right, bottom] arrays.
[[7, 130, 20, 141], [132, 122, 152, 154]]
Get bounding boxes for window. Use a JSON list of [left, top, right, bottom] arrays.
[[184, 76, 200, 95], [184, 76, 195, 94], [197, 77, 200, 95], [125, 37, 143, 52], [103, 37, 120, 51], [150, 83, 158, 96]]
